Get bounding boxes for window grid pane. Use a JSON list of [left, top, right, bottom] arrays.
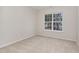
[[53, 13, 62, 31], [45, 14, 52, 30]]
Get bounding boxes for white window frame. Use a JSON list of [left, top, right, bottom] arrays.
[[44, 12, 63, 32]]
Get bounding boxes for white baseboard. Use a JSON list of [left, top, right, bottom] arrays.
[[37, 34, 76, 42], [0, 34, 35, 48]]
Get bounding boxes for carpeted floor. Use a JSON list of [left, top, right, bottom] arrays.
[[0, 36, 78, 53]]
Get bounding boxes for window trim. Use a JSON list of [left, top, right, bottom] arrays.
[[44, 12, 63, 32]]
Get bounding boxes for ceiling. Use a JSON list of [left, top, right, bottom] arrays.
[[30, 6, 52, 10]]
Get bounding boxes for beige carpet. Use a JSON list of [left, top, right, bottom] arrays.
[[0, 36, 79, 53]]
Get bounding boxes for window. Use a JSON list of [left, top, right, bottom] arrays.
[[45, 14, 52, 30], [44, 13, 62, 31], [53, 13, 62, 31]]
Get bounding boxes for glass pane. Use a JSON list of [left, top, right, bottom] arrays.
[[45, 14, 52, 30], [53, 13, 62, 31]]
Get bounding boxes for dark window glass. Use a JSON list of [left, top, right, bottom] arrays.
[[45, 14, 52, 30], [53, 13, 62, 31]]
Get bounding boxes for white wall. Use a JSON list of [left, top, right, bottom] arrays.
[[77, 7, 79, 46], [37, 6, 77, 41], [0, 6, 78, 48], [0, 7, 37, 47], [0, 7, 3, 42]]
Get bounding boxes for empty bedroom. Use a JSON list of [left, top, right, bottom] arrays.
[[0, 6, 79, 53]]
